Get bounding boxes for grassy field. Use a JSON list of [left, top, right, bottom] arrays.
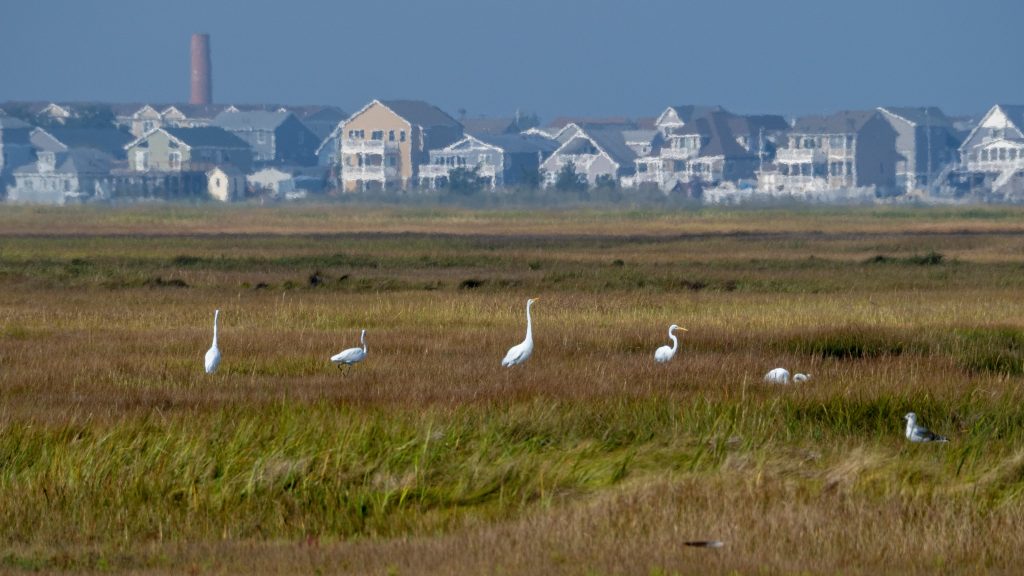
[[2, 204, 1024, 574]]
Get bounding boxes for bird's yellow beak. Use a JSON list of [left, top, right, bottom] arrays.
[[680, 327, 688, 331], [532, 297, 541, 302]]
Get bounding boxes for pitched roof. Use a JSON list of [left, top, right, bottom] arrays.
[[995, 105, 1024, 131], [546, 116, 635, 130], [0, 116, 31, 130], [473, 132, 559, 154], [45, 126, 133, 157], [163, 127, 250, 148], [583, 127, 638, 165], [728, 114, 790, 136], [677, 112, 753, 158], [15, 148, 113, 175], [792, 110, 877, 134], [462, 117, 518, 136], [213, 110, 294, 131], [663, 105, 726, 125], [379, 100, 461, 129], [879, 106, 953, 129]]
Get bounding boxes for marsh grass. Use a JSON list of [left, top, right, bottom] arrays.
[[1, 206, 1024, 573]]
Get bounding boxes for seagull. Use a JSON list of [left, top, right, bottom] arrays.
[[903, 412, 948, 443]]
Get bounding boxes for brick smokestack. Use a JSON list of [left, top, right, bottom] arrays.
[[190, 33, 212, 105]]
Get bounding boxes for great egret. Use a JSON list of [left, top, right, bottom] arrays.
[[654, 324, 687, 363], [204, 309, 221, 374], [793, 373, 811, 383], [904, 412, 948, 443], [331, 329, 367, 368], [502, 298, 538, 367], [764, 367, 790, 384]]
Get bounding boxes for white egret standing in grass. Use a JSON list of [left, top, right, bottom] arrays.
[[331, 329, 367, 370], [502, 298, 538, 367], [654, 324, 687, 363], [204, 309, 221, 374], [904, 412, 948, 443], [793, 373, 811, 383]]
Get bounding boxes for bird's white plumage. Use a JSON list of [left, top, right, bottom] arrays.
[[764, 367, 790, 384], [332, 329, 367, 366], [904, 412, 948, 443], [204, 309, 221, 374], [654, 324, 686, 363], [502, 298, 538, 367], [793, 373, 811, 383]]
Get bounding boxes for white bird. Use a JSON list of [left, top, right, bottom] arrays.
[[654, 324, 687, 363], [904, 412, 948, 443], [793, 373, 811, 383], [331, 329, 367, 368], [764, 367, 790, 384], [204, 309, 221, 374], [502, 298, 539, 367]]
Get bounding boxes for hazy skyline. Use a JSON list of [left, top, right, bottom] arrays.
[[1, 0, 1020, 121]]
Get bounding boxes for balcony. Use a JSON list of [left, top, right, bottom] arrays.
[[661, 147, 699, 161], [342, 139, 401, 154], [419, 163, 498, 179], [775, 148, 825, 164], [342, 165, 399, 181]]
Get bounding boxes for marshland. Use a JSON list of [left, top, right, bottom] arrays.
[[1, 205, 1024, 574]]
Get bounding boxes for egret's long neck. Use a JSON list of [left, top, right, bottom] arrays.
[[361, 331, 367, 352], [212, 311, 219, 347], [525, 301, 533, 343], [669, 332, 678, 353]]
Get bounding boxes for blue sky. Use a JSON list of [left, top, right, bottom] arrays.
[[0, 0, 1019, 121]]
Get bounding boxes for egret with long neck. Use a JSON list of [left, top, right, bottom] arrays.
[[204, 309, 221, 374], [502, 298, 538, 367], [331, 329, 368, 370], [654, 324, 686, 363]]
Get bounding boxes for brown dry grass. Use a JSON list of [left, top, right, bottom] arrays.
[[2, 206, 1024, 574]]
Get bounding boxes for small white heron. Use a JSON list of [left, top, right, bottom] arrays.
[[654, 324, 687, 363], [764, 368, 811, 384], [331, 329, 367, 369], [204, 309, 221, 374], [502, 298, 538, 367], [904, 412, 948, 443]]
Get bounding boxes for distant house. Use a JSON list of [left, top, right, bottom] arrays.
[[0, 116, 34, 190], [31, 126, 133, 160], [124, 127, 252, 173], [954, 104, 1024, 197], [339, 99, 463, 192], [295, 106, 347, 142], [213, 110, 318, 166], [7, 148, 113, 205], [418, 133, 558, 189], [878, 107, 961, 193], [540, 125, 637, 187], [757, 110, 899, 196], [247, 167, 296, 197], [206, 165, 246, 202], [653, 105, 726, 136], [632, 111, 756, 192], [621, 130, 663, 158]]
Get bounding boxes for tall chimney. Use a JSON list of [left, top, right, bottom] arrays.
[[190, 33, 212, 105]]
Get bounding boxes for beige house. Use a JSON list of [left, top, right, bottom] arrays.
[[124, 127, 252, 173], [206, 165, 246, 202], [340, 100, 462, 192]]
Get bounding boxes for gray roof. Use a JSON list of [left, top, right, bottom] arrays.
[[792, 111, 878, 134], [728, 114, 790, 136], [677, 112, 753, 158], [546, 116, 635, 130], [622, 129, 658, 143], [879, 106, 953, 129], [15, 148, 113, 175], [462, 117, 517, 136], [583, 127, 638, 165], [379, 100, 461, 129], [474, 133, 559, 154], [213, 110, 293, 131], [45, 126, 133, 158], [164, 127, 250, 149], [0, 116, 31, 130], [665, 105, 726, 124]]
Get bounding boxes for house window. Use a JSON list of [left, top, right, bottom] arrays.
[[143, 120, 155, 132], [387, 156, 396, 167], [999, 148, 1007, 160], [215, 177, 221, 187], [388, 130, 395, 141], [135, 150, 149, 171], [256, 131, 266, 144], [1011, 149, 1018, 160], [371, 130, 384, 140], [169, 151, 182, 170], [400, 130, 406, 142]]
